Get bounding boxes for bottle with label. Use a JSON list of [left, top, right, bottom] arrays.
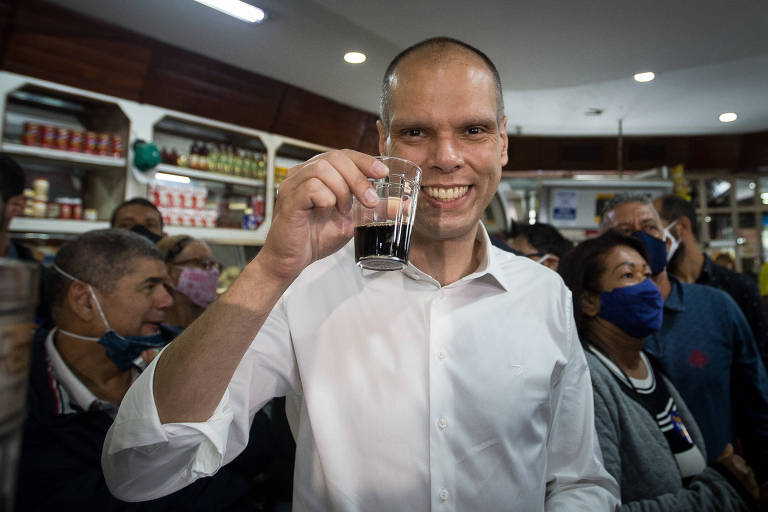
[[208, 145, 219, 174], [189, 141, 200, 170], [233, 149, 243, 177]]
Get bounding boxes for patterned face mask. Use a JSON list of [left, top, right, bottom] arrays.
[[173, 266, 220, 308]]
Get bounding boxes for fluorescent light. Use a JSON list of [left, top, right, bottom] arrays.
[[719, 112, 738, 123], [633, 72, 655, 83], [193, 0, 266, 23], [155, 172, 191, 184], [344, 52, 367, 64]]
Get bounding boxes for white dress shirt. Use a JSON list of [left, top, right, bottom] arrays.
[[102, 227, 619, 511]]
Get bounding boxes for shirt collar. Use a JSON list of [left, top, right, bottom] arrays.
[[397, 223, 510, 291], [699, 253, 714, 282], [45, 328, 128, 413], [663, 273, 686, 312]]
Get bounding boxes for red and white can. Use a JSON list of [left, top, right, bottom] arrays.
[[84, 132, 97, 154], [23, 122, 40, 146], [96, 133, 111, 156], [41, 125, 55, 148], [55, 127, 71, 151], [69, 130, 84, 152]]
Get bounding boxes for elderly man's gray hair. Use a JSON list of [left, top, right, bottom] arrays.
[[597, 193, 655, 233]]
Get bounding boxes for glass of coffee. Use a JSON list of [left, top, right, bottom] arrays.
[[353, 156, 421, 271]]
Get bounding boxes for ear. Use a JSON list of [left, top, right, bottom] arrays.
[[376, 120, 387, 156], [66, 281, 97, 323], [542, 255, 559, 271], [580, 291, 601, 317], [499, 116, 509, 167]]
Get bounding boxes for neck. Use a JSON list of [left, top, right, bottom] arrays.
[[652, 269, 672, 301], [673, 244, 704, 283], [408, 224, 483, 286], [587, 319, 647, 378], [164, 290, 204, 328], [54, 327, 132, 405]]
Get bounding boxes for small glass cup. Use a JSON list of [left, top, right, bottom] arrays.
[[353, 156, 421, 271]]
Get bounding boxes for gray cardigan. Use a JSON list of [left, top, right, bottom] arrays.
[[586, 351, 750, 511]]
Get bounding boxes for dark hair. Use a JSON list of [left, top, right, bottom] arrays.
[[514, 222, 574, 257], [379, 37, 504, 133], [655, 194, 699, 241], [558, 230, 649, 342], [45, 229, 163, 318], [0, 154, 25, 202], [110, 197, 164, 228]]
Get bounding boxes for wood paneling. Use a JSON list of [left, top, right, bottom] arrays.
[[357, 115, 381, 156], [2, 1, 152, 101], [0, 0, 18, 64], [270, 86, 370, 149], [141, 43, 285, 131]]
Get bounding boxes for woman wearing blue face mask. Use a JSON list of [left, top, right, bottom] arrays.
[[158, 235, 222, 328], [559, 230, 758, 511]]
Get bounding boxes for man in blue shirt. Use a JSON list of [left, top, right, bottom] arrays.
[[599, 193, 768, 501]]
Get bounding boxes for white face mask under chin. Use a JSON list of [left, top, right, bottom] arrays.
[[664, 219, 681, 263]]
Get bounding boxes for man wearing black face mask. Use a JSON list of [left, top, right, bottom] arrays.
[[110, 197, 165, 243], [16, 229, 272, 510], [599, 193, 768, 504], [653, 194, 768, 372]]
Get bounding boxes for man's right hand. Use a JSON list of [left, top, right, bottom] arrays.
[[258, 150, 388, 281]]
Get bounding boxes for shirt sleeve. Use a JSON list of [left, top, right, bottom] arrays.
[[101, 298, 299, 502], [544, 299, 621, 511]]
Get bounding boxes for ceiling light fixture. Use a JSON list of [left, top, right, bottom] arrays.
[[719, 112, 738, 123], [193, 0, 266, 23], [344, 52, 367, 64], [633, 72, 655, 83]]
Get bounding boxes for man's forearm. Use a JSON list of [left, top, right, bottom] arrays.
[[153, 255, 293, 424]]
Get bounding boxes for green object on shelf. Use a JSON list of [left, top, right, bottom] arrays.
[[133, 140, 161, 172]]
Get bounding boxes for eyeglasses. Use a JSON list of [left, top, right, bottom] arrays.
[[174, 258, 223, 272]]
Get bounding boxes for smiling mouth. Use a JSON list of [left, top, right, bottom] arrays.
[[422, 186, 470, 201]]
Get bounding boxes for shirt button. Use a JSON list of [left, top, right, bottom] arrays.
[[437, 417, 447, 430], [439, 489, 449, 501], [437, 350, 446, 360]]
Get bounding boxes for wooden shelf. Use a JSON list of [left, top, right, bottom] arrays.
[[0, 142, 126, 168], [155, 163, 265, 187]]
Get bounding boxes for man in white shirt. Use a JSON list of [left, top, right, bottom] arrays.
[[102, 37, 620, 511]]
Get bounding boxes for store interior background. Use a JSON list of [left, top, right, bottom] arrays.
[[2, 0, 768, 277]]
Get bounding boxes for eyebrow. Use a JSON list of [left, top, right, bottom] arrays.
[[137, 276, 165, 288]]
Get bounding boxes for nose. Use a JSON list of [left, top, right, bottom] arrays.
[[430, 135, 463, 173], [155, 284, 174, 310]]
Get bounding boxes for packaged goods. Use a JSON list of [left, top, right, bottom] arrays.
[[96, 134, 111, 156], [69, 130, 84, 152], [55, 127, 70, 151], [41, 126, 55, 149], [23, 122, 40, 146], [84, 132, 97, 154]]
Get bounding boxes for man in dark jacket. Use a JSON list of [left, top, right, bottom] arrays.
[[16, 229, 274, 511]]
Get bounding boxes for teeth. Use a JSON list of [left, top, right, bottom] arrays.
[[423, 186, 469, 201]]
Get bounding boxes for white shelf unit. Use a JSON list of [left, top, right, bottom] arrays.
[[154, 163, 265, 187], [9, 217, 109, 235], [0, 71, 335, 247], [0, 142, 126, 168]]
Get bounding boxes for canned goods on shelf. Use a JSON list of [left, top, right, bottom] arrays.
[[23, 122, 40, 146]]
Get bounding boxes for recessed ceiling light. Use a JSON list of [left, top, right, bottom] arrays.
[[344, 52, 367, 64], [719, 112, 738, 123], [633, 72, 655, 83], [193, 0, 266, 23]]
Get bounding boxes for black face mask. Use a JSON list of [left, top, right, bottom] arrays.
[[130, 224, 162, 244]]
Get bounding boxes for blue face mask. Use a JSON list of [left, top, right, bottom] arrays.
[[53, 264, 169, 371], [632, 231, 668, 275], [599, 279, 664, 339]]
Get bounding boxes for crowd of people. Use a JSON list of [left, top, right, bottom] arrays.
[[2, 36, 768, 511]]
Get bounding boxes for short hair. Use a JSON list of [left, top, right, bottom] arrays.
[[110, 197, 164, 228], [514, 223, 574, 257], [379, 37, 505, 133], [157, 234, 194, 263], [597, 192, 655, 233], [558, 230, 650, 342], [45, 229, 163, 316], [655, 194, 699, 241], [0, 154, 25, 202]]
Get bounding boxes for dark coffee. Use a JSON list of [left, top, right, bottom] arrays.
[[354, 222, 410, 267]]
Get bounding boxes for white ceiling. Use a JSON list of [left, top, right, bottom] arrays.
[[46, 0, 768, 136]]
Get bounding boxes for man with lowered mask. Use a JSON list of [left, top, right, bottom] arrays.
[[599, 193, 768, 503], [103, 37, 619, 510], [111, 197, 165, 243], [653, 193, 768, 370], [15, 229, 268, 510]]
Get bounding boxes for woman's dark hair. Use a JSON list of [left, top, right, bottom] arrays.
[[558, 230, 650, 342]]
